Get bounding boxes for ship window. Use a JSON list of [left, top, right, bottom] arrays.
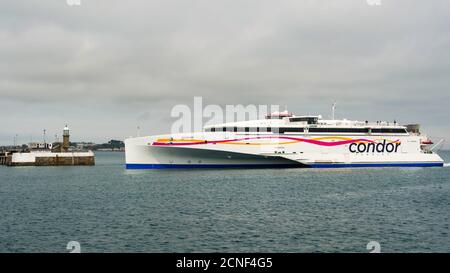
[[267, 116, 284, 120], [308, 128, 369, 133], [211, 128, 215, 132], [289, 117, 318, 124], [287, 127, 304, 132], [277, 127, 304, 133], [371, 128, 407, 134], [245, 127, 249, 132], [258, 127, 271, 133]]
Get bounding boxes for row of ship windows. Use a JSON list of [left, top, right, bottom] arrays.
[[205, 127, 408, 134]]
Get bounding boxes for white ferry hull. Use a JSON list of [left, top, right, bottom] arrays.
[[125, 133, 444, 169]]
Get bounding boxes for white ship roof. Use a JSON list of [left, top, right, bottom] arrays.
[[204, 113, 405, 129]]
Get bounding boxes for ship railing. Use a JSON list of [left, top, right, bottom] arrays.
[[422, 138, 445, 153], [429, 139, 445, 152]]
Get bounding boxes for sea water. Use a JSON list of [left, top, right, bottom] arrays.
[[1, 151, 449, 252]]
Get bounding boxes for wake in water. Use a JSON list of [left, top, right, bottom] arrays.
[[444, 163, 450, 167]]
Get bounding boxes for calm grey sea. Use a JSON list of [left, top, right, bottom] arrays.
[[1, 151, 449, 253]]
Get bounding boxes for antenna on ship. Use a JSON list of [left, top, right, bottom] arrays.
[[137, 126, 141, 137], [331, 102, 337, 120]]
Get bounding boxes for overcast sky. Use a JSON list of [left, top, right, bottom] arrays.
[[0, 0, 449, 148]]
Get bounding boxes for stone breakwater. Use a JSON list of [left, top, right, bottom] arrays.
[[1, 151, 95, 166]]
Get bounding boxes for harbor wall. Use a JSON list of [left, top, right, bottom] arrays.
[[35, 155, 95, 166], [0, 153, 12, 166], [11, 152, 35, 163], [5, 151, 95, 166]]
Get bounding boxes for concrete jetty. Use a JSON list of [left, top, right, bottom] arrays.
[[0, 152, 12, 165], [0, 125, 95, 167], [1, 150, 95, 167]]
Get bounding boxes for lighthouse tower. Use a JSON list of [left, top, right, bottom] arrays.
[[62, 125, 70, 152]]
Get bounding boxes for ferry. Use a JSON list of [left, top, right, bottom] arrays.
[[125, 110, 444, 169]]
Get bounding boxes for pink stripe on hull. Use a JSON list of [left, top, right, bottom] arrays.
[[152, 136, 376, 147]]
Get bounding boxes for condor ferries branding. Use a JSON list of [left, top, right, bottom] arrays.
[[349, 140, 401, 154], [125, 108, 444, 169]]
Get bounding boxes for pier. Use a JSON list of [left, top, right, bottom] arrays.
[[1, 151, 94, 167], [6, 151, 95, 166], [1, 125, 95, 167], [0, 151, 12, 166]]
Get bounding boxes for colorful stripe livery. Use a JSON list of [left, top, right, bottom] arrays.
[[152, 136, 400, 147]]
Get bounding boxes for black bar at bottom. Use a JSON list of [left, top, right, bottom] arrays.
[[0, 253, 445, 272]]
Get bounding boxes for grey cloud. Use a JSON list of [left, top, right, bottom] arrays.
[[0, 0, 449, 148]]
